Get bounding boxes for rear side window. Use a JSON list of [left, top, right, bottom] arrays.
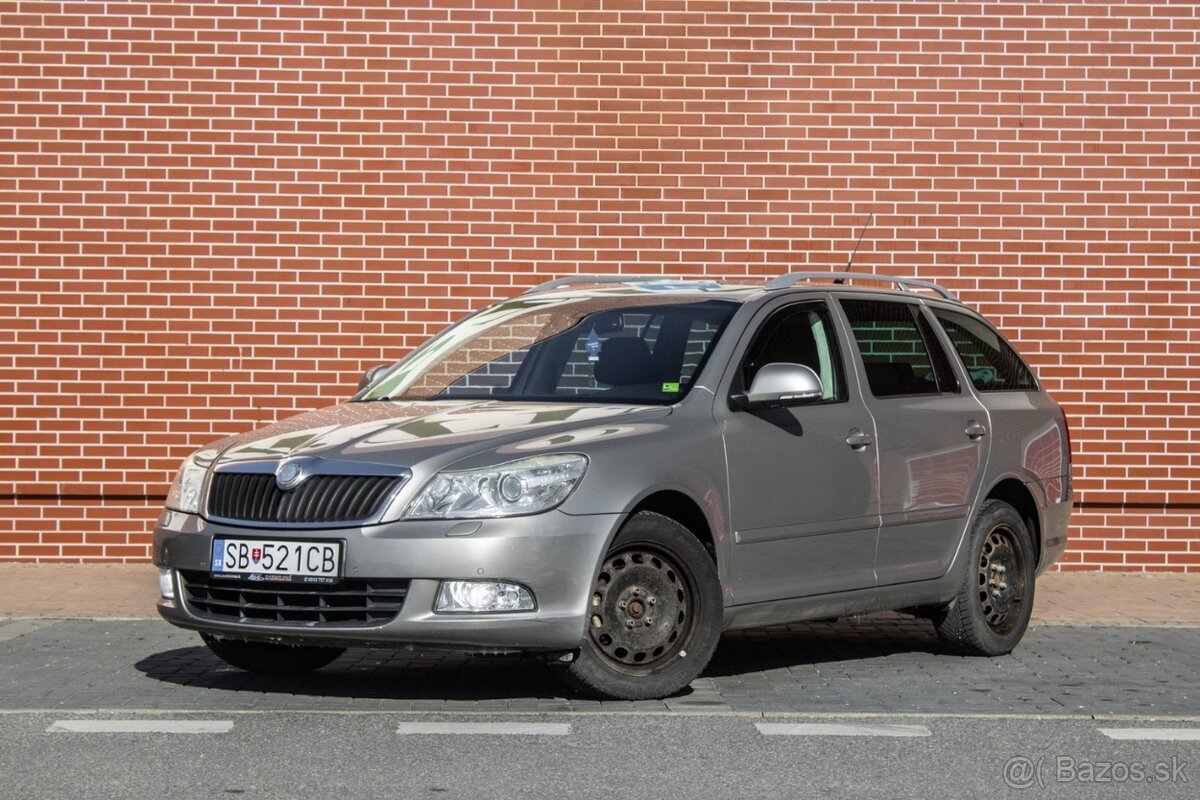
[[840, 299, 959, 398], [933, 309, 1038, 392]]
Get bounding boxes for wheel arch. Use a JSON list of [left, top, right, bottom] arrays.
[[627, 489, 718, 566], [983, 478, 1042, 567]]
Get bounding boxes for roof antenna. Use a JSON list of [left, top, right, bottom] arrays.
[[835, 212, 874, 284]]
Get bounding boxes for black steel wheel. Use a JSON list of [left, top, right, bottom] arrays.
[[589, 545, 690, 667], [976, 523, 1028, 636], [200, 633, 345, 674], [934, 499, 1036, 655], [558, 511, 722, 700]]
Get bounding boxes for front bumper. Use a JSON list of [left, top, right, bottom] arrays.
[[152, 508, 620, 653]]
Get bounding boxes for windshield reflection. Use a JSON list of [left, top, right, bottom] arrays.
[[357, 295, 738, 407]]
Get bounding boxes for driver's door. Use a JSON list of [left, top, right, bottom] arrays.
[[718, 300, 881, 605]]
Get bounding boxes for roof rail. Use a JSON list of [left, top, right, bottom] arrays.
[[523, 275, 681, 294], [764, 272, 958, 301]]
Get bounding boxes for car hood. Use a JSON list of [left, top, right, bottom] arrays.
[[207, 400, 672, 470]]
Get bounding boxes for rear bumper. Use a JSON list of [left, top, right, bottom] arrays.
[[1037, 491, 1072, 576], [153, 508, 620, 653]]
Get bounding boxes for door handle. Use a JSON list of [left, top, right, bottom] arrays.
[[846, 428, 874, 449], [965, 420, 987, 440]]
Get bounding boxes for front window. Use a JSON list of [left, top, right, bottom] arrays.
[[737, 302, 847, 402], [357, 295, 739, 405]]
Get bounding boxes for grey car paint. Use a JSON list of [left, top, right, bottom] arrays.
[[154, 279, 1072, 656], [716, 293, 881, 604]]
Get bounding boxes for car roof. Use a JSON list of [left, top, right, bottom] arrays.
[[521, 273, 963, 305]]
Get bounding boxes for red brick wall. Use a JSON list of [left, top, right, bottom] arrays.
[[2, 1, 1197, 570]]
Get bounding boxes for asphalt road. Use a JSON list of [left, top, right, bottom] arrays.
[[0, 617, 1196, 799], [1, 711, 1196, 800]]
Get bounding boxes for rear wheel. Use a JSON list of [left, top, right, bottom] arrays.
[[200, 633, 345, 674], [557, 511, 722, 700], [934, 499, 1035, 655]]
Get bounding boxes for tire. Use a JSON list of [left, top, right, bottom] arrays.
[[557, 511, 723, 700], [200, 633, 345, 674], [933, 499, 1036, 656]]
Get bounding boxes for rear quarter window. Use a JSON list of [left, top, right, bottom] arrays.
[[933, 309, 1038, 392]]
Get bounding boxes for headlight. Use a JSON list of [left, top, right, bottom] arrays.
[[164, 450, 215, 515], [404, 454, 588, 519]]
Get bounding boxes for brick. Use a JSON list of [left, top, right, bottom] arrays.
[[1, 0, 1198, 567]]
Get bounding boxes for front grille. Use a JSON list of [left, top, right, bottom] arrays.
[[207, 472, 403, 524], [180, 570, 409, 626]]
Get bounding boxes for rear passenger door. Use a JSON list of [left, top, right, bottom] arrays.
[[839, 297, 991, 586]]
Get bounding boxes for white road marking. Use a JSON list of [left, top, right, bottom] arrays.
[[48, 720, 233, 734], [1099, 727, 1200, 741], [395, 722, 571, 736], [756, 722, 932, 738]]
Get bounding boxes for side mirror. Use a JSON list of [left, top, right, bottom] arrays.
[[358, 364, 390, 392], [731, 363, 824, 411]]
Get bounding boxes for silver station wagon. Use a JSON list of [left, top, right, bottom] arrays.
[[154, 273, 1072, 699]]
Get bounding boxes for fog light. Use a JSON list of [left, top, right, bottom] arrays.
[[435, 580, 535, 613], [158, 568, 175, 601]]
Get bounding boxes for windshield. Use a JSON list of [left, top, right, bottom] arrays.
[[356, 294, 739, 405]]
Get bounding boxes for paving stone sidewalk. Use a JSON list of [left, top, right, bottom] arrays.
[[0, 617, 1195, 716], [1, 565, 1196, 717]]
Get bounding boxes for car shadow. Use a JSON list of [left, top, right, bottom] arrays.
[[135, 613, 948, 702], [135, 644, 571, 702], [705, 613, 949, 678]]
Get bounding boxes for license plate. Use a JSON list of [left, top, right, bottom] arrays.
[[211, 539, 343, 584]]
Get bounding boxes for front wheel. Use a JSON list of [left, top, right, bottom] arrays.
[[934, 499, 1036, 655], [557, 511, 723, 700], [200, 633, 345, 674]]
